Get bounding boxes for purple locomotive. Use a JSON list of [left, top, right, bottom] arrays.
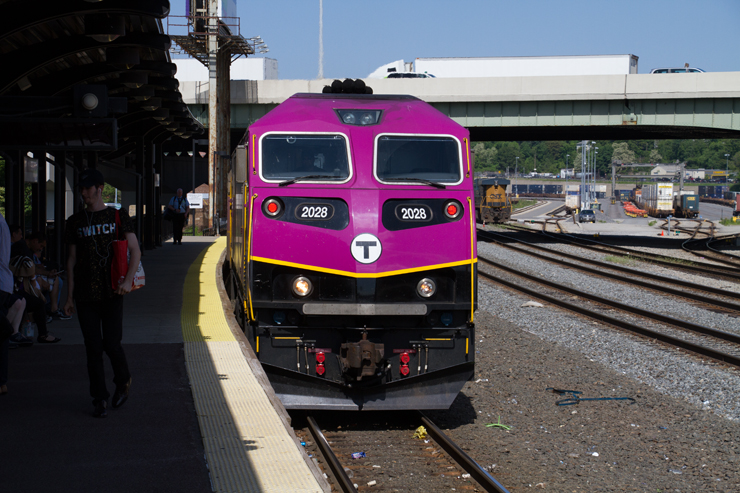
[[227, 85, 477, 410]]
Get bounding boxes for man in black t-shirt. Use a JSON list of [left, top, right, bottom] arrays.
[[64, 169, 141, 418]]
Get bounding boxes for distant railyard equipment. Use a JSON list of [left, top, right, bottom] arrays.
[[474, 178, 512, 223], [673, 191, 699, 218]]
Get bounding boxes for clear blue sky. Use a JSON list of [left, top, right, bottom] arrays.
[[169, 0, 740, 80]]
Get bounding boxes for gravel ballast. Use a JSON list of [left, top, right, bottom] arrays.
[[425, 237, 740, 492]]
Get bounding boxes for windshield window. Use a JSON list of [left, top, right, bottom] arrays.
[[261, 134, 350, 181], [375, 135, 461, 183]]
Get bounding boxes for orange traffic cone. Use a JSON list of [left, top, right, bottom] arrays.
[[660, 230, 664, 236]]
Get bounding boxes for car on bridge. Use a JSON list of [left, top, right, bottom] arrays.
[[650, 67, 705, 73], [386, 72, 436, 78], [578, 209, 596, 223]]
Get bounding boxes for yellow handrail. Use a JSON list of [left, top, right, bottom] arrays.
[[251, 133, 256, 175], [246, 193, 258, 321], [464, 138, 470, 178], [468, 196, 475, 323]]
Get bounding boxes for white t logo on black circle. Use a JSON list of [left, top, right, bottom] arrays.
[[351, 233, 382, 264]]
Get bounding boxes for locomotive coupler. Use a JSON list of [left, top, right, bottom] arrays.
[[339, 331, 385, 381]]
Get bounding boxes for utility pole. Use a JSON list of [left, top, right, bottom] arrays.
[[170, 2, 257, 234]]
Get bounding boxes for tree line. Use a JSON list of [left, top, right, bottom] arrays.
[[473, 139, 740, 177]]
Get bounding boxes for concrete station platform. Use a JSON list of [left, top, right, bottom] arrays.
[[1, 236, 328, 493]]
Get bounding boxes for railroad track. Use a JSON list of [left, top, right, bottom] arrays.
[[498, 222, 740, 281], [675, 219, 740, 268], [477, 228, 740, 313], [297, 412, 509, 493], [476, 253, 740, 369]]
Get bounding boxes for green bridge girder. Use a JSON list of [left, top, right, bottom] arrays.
[[187, 96, 740, 141]]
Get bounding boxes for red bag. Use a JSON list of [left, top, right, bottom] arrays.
[[110, 210, 145, 291]]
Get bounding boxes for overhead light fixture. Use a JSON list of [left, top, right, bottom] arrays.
[[84, 14, 125, 43], [106, 47, 140, 69], [81, 93, 99, 111], [18, 76, 32, 91], [140, 97, 162, 111], [119, 71, 148, 89], [151, 108, 170, 121], [128, 87, 155, 101]]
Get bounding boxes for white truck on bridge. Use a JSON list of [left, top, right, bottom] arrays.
[[413, 54, 639, 78]]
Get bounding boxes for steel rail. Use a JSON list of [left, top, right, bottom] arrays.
[[477, 258, 740, 368], [501, 223, 740, 280], [708, 233, 740, 260], [681, 223, 740, 268], [419, 413, 510, 493], [478, 229, 740, 309], [306, 416, 357, 493]]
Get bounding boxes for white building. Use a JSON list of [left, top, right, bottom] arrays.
[[173, 57, 278, 81]]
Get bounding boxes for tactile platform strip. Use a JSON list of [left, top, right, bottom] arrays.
[[182, 238, 322, 493]]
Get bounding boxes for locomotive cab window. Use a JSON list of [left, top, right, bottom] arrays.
[[260, 133, 352, 184], [375, 135, 462, 186]]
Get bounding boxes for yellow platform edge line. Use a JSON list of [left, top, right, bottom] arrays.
[[181, 238, 324, 493]]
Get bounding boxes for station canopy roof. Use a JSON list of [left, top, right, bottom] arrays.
[[0, 0, 203, 154]]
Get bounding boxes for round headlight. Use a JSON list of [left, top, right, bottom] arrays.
[[417, 278, 436, 298], [360, 112, 374, 125], [263, 198, 283, 217], [292, 276, 313, 297], [443, 200, 462, 219], [342, 112, 356, 124]]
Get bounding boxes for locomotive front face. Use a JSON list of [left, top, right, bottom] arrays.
[[239, 94, 477, 410]]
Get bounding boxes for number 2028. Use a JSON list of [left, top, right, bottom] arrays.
[[400, 207, 428, 220]]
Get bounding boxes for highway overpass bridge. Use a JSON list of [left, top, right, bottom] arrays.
[[180, 72, 740, 141]]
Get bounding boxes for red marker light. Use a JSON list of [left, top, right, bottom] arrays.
[[400, 365, 410, 376], [315, 364, 326, 376], [446, 204, 458, 216], [267, 202, 278, 213], [316, 352, 325, 364], [400, 352, 410, 364]]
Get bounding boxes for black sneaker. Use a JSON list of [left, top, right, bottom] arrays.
[[10, 332, 33, 347], [92, 400, 108, 418], [53, 309, 72, 320], [112, 377, 132, 409]]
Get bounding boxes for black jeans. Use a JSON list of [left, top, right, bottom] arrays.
[[172, 213, 186, 242], [76, 296, 131, 403]]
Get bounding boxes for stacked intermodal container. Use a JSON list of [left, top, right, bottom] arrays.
[[639, 183, 675, 217]]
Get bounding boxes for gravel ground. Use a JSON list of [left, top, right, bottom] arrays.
[[425, 237, 740, 492]]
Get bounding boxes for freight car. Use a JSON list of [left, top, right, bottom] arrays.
[[474, 178, 512, 223], [637, 183, 675, 217], [673, 192, 699, 218], [225, 82, 477, 410]]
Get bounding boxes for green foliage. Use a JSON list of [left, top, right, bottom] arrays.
[[469, 139, 740, 178], [472, 142, 498, 170], [511, 199, 536, 210], [102, 184, 118, 204], [611, 142, 636, 164]]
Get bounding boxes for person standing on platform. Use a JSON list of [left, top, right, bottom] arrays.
[[167, 188, 190, 245], [63, 168, 140, 418], [0, 212, 15, 395]]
